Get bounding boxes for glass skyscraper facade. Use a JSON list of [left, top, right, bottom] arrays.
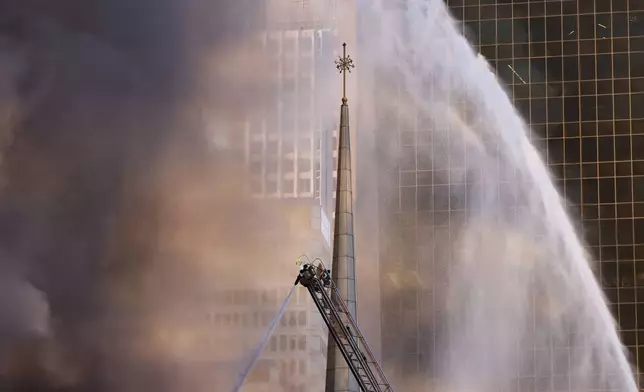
[[453, 0, 644, 384], [372, 0, 644, 389]]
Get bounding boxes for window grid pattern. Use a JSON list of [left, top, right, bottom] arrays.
[[266, 0, 338, 30], [378, 71, 472, 385], [461, 0, 644, 387], [377, 0, 644, 389], [208, 285, 325, 391], [246, 29, 338, 200]]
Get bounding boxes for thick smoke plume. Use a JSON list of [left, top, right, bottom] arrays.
[[0, 1, 289, 391]]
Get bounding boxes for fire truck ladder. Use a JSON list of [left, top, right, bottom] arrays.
[[295, 262, 394, 392]]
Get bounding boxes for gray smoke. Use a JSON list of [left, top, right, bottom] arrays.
[[0, 1, 267, 390], [0, 273, 50, 341]]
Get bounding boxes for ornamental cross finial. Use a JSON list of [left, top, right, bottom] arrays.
[[334, 42, 354, 104]]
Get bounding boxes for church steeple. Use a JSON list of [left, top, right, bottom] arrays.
[[326, 42, 359, 392]]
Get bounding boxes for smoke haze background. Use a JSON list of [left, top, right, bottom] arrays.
[[0, 1, 308, 391], [2, 0, 637, 391]]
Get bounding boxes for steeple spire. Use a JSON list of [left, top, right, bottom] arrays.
[[326, 43, 359, 392], [335, 42, 355, 105]]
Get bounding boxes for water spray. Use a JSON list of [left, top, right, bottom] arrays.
[[230, 286, 295, 392]]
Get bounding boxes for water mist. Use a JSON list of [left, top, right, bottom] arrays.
[[362, 1, 638, 391], [232, 287, 296, 392]]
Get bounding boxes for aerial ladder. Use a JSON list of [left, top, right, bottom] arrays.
[[294, 259, 394, 392]]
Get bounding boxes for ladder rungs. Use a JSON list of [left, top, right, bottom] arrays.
[[305, 280, 392, 392]]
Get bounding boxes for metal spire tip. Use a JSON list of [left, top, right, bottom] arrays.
[[334, 42, 355, 104]]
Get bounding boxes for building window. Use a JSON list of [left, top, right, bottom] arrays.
[[298, 157, 312, 172], [262, 312, 271, 327], [249, 160, 262, 176], [298, 335, 307, 351], [299, 359, 306, 375], [298, 178, 311, 194], [249, 141, 263, 156], [266, 139, 279, 155], [270, 336, 278, 352], [283, 179, 295, 194], [298, 137, 312, 154], [299, 35, 312, 52], [298, 311, 307, 326], [241, 313, 248, 327], [266, 180, 278, 194]]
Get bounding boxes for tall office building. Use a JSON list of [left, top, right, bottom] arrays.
[[367, 0, 644, 390], [451, 0, 644, 386]]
